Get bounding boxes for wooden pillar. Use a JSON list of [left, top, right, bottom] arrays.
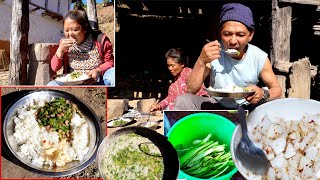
[[271, 0, 292, 67], [271, 0, 292, 98], [9, 0, 29, 85], [87, 0, 99, 30], [288, 58, 311, 98], [276, 75, 286, 98]]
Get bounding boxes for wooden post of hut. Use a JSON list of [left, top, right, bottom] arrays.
[[87, 0, 99, 30], [271, 0, 293, 98], [9, 0, 29, 85], [271, 0, 320, 99]]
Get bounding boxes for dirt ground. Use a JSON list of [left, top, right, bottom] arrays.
[[97, 4, 114, 47], [1, 87, 107, 179]]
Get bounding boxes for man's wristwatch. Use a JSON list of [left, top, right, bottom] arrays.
[[262, 89, 270, 101]]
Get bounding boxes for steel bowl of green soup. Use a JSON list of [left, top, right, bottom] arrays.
[[97, 126, 179, 180]]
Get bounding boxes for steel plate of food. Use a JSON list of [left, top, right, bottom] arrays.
[[206, 86, 254, 108], [107, 117, 134, 128], [206, 86, 254, 98], [2, 90, 103, 177]]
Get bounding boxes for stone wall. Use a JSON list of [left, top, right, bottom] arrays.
[[28, 43, 58, 85]]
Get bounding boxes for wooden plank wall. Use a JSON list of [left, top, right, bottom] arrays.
[[271, 0, 316, 98], [288, 58, 311, 98], [279, 0, 320, 6]]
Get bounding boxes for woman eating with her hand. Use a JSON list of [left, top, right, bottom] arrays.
[[48, 5, 114, 86]]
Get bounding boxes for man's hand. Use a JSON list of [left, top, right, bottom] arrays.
[[199, 40, 221, 64], [245, 85, 264, 104], [187, 41, 220, 94]]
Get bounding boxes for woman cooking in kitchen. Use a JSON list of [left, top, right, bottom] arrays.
[[48, 5, 114, 86]]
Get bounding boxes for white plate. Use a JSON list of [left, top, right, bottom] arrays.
[[52, 73, 90, 85], [107, 117, 134, 128], [231, 98, 320, 179]]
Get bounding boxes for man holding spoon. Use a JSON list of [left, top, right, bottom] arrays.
[[174, 3, 281, 110]]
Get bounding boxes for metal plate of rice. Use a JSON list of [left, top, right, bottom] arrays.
[[2, 90, 103, 177], [206, 87, 254, 98]]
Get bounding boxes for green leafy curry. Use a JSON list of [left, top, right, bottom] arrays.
[[100, 133, 164, 179], [70, 71, 81, 79], [35, 97, 81, 139]]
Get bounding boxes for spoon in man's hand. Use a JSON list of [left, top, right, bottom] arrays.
[[206, 39, 240, 56]]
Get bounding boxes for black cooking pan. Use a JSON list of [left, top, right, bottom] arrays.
[[97, 126, 179, 180]]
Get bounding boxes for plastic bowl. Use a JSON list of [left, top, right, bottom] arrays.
[[167, 112, 238, 180]]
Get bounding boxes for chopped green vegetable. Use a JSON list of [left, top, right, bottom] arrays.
[[112, 119, 127, 126], [36, 97, 75, 139], [70, 71, 81, 79], [175, 133, 235, 178]]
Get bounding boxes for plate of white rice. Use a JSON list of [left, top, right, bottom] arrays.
[[52, 72, 90, 85], [2, 90, 102, 177], [206, 86, 254, 108], [206, 86, 254, 98]]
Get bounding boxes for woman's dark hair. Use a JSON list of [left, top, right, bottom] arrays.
[[63, 5, 102, 38], [165, 48, 189, 67]]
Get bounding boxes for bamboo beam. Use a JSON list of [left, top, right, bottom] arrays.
[[9, 0, 29, 85], [87, 0, 99, 30], [279, 0, 320, 6]]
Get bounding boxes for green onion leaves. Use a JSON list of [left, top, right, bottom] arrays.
[[35, 97, 75, 139], [175, 133, 235, 178]]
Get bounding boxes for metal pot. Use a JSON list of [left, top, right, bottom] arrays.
[[97, 126, 179, 180], [2, 90, 103, 177]]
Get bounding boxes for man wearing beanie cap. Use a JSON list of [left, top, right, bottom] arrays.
[[174, 3, 281, 110], [219, 3, 255, 30]]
